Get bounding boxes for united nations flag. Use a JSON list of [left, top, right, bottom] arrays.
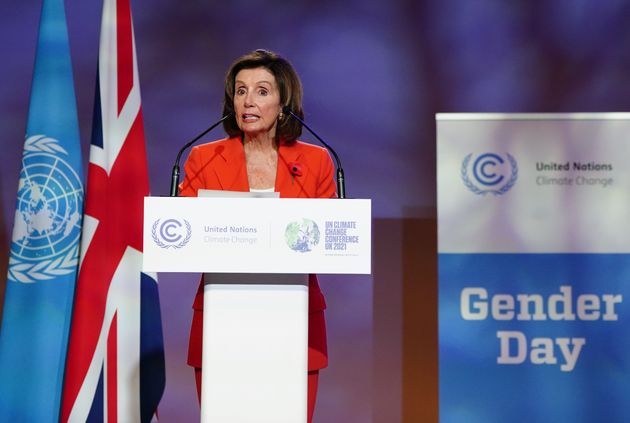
[[9, 135, 83, 282], [0, 0, 84, 420]]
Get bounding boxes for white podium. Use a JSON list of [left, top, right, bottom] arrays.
[[143, 197, 371, 422], [202, 273, 308, 422]]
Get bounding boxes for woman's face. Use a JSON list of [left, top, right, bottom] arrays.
[[233, 67, 282, 139]]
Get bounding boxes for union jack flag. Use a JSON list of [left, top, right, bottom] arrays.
[[61, 0, 165, 421]]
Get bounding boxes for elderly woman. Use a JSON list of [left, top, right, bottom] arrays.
[[179, 49, 336, 422]]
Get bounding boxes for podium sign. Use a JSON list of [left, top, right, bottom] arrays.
[[143, 197, 371, 274]]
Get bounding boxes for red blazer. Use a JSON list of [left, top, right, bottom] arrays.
[[180, 136, 337, 371]]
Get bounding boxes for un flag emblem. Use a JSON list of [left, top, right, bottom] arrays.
[[9, 135, 83, 283]]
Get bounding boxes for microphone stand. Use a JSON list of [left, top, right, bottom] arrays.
[[282, 107, 346, 199], [169, 115, 230, 197]]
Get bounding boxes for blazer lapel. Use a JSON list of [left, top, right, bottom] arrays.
[[276, 143, 306, 197], [212, 139, 311, 195], [214, 137, 249, 191]]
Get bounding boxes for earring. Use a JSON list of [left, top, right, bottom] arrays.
[[278, 112, 284, 119]]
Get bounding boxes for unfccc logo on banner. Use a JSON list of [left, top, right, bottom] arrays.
[[461, 152, 518, 195], [151, 218, 191, 249]]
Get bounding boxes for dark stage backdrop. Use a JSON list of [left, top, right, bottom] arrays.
[[2, 1, 630, 421]]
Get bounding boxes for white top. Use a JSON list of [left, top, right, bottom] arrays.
[[250, 187, 275, 193]]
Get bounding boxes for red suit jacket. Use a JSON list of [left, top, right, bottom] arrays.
[[180, 136, 336, 372]]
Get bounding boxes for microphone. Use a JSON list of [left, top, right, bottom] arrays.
[[169, 114, 231, 197], [282, 106, 346, 199]]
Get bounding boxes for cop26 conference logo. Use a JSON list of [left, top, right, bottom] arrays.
[[285, 219, 320, 253], [461, 152, 518, 195], [152, 218, 192, 249]]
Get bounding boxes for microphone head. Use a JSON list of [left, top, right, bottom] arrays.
[[282, 105, 292, 114]]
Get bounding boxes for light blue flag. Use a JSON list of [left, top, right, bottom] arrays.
[[0, 0, 83, 420]]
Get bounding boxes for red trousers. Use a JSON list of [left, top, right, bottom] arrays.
[[194, 368, 320, 423]]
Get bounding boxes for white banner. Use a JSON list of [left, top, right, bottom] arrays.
[[438, 113, 630, 423], [438, 113, 630, 253]]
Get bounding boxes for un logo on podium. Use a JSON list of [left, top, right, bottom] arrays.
[[151, 218, 192, 249], [9, 135, 83, 283]]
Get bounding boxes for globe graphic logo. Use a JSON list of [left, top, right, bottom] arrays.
[[285, 219, 320, 253], [9, 135, 83, 283]]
